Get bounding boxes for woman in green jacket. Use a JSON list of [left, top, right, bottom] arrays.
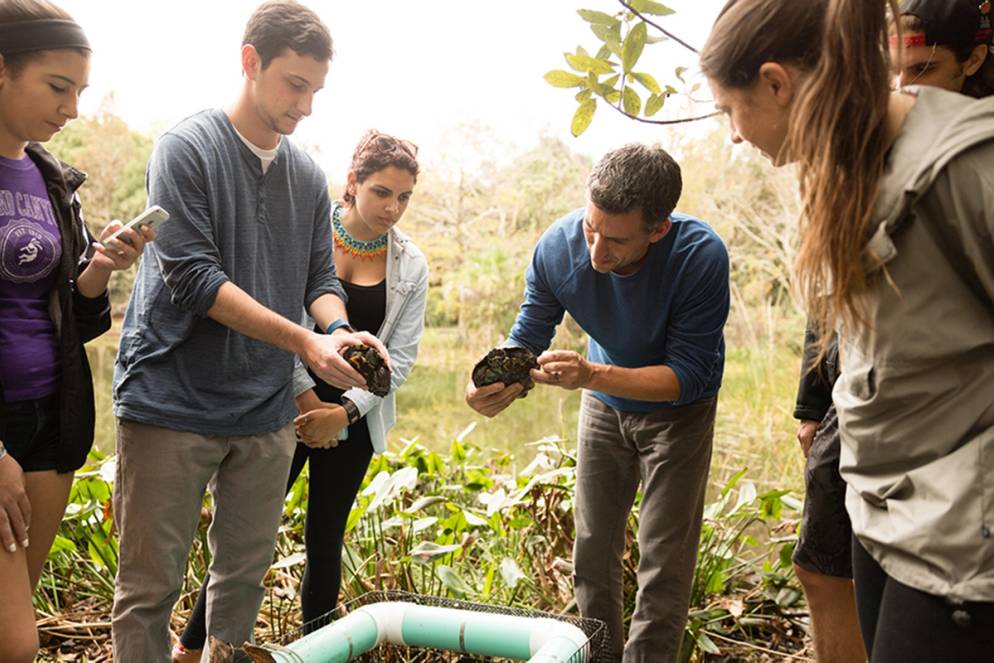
[[702, 0, 994, 661]]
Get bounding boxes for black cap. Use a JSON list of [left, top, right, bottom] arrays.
[[899, 0, 994, 52]]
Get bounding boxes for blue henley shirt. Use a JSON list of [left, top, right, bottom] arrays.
[[507, 208, 729, 412], [113, 109, 344, 436]]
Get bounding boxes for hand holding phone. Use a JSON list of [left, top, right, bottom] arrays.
[[101, 205, 170, 247]]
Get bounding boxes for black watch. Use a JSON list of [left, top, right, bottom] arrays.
[[341, 397, 361, 425]]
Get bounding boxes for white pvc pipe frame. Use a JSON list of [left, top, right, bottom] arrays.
[[251, 601, 590, 663]]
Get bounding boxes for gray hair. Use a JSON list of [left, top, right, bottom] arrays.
[[586, 143, 682, 232]]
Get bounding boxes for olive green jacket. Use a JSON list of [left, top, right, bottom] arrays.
[[835, 86, 994, 601]]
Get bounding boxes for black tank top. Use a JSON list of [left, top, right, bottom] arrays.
[[309, 279, 387, 403]]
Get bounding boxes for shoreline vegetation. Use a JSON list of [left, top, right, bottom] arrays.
[[38, 114, 813, 661]]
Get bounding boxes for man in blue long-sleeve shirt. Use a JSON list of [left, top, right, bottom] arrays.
[[110, 3, 387, 660], [467, 144, 729, 663]]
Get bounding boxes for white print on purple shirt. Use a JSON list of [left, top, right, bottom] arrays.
[[0, 190, 60, 284]]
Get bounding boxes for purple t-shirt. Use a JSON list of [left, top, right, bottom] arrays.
[[0, 154, 62, 401]]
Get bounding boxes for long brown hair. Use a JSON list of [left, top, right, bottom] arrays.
[[701, 0, 900, 350]]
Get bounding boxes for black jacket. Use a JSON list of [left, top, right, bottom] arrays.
[[23, 143, 111, 473], [793, 320, 839, 422]]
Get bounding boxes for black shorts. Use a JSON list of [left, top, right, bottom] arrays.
[[792, 406, 853, 578], [0, 394, 61, 472]]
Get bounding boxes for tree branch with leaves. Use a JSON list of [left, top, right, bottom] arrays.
[[545, 0, 716, 135]]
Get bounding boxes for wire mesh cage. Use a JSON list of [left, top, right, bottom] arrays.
[[251, 590, 610, 663]]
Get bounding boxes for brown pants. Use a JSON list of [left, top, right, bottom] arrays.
[[573, 392, 716, 663], [111, 419, 296, 662]]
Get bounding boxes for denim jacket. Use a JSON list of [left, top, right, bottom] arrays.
[[293, 225, 428, 453]]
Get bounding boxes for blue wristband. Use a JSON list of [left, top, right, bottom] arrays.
[[325, 318, 354, 335]]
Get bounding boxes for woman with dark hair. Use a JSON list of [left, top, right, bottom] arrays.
[[702, 1, 994, 661], [788, 2, 994, 662], [173, 129, 427, 662], [0, 1, 154, 660]]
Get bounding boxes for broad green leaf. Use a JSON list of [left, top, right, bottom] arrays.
[[544, 70, 585, 88], [571, 99, 597, 136], [622, 22, 647, 73], [577, 8, 617, 24], [437, 565, 473, 596], [633, 72, 662, 94], [605, 90, 622, 104], [591, 22, 621, 44], [630, 0, 675, 16], [451, 437, 466, 462], [645, 93, 665, 117], [49, 534, 78, 555], [575, 88, 593, 102], [565, 53, 616, 75], [696, 631, 722, 655], [721, 467, 747, 497], [604, 74, 621, 88], [622, 86, 641, 115], [594, 43, 613, 61], [595, 82, 615, 97]]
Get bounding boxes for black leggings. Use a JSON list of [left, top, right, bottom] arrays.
[[852, 536, 994, 662], [179, 422, 374, 650]]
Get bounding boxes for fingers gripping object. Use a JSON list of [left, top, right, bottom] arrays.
[[472, 347, 541, 396], [343, 345, 392, 397]]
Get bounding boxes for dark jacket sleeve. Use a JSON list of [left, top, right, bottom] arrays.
[[794, 320, 838, 421], [70, 195, 112, 344]]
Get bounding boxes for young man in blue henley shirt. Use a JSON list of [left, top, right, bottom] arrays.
[[109, 3, 388, 660], [467, 144, 729, 663]]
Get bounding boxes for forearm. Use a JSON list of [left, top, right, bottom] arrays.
[[75, 262, 113, 299], [208, 281, 310, 355], [587, 362, 682, 402], [307, 292, 348, 332]]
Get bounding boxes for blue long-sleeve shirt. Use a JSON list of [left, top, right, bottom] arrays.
[[507, 208, 729, 412], [113, 109, 344, 436]]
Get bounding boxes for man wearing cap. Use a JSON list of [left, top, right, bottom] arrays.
[[790, 3, 994, 662]]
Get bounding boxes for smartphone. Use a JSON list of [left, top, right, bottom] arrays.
[[102, 205, 170, 246]]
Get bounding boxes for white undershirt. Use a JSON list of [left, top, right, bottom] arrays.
[[232, 126, 280, 175]]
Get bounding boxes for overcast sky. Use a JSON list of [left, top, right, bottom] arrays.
[[60, 0, 724, 179]]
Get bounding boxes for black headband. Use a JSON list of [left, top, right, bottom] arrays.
[[0, 19, 90, 56]]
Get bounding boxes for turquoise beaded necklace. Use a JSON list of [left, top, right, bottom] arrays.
[[332, 205, 388, 260]]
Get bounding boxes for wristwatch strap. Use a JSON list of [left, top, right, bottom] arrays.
[[325, 318, 355, 335], [341, 397, 361, 425]]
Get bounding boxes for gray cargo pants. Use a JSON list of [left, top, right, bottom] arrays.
[[111, 419, 296, 662], [573, 391, 715, 663]]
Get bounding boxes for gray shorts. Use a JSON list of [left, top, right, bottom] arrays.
[[792, 406, 853, 578]]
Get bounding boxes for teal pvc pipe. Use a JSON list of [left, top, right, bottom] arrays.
[[265, 601, 587, 663], [267, 610, 379, 663], [401, 604, 535, 660]]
